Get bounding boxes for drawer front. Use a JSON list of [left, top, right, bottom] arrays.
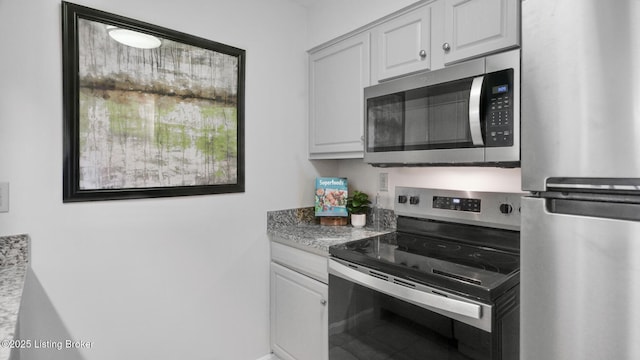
[[271, 242, 328, 284]]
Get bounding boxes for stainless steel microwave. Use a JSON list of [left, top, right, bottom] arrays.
[[364, 49, 520, 167]]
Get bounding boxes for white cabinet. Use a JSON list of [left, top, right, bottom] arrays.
[[270, 262, 328, 360], [371, 0, 520, 80], [308, 32, 370, 159], [442, 0, 520, 64], [371, 3, 434, 82]]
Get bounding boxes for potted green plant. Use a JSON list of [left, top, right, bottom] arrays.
[[346, 191, 371, 228]]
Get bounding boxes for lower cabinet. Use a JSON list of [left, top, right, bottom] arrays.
[[270, 262, 328, 360]]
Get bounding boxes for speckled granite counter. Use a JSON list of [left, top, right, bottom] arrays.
[[0, 234, 30, 360], [267, 207, 395, 256]]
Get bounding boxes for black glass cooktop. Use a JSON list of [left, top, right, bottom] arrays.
[[329, 225, 520, 302]]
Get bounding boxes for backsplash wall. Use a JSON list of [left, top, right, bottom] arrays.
[[337, 159, 523, 209]]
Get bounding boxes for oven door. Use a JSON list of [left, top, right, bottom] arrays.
[[328, 258, 499, 360]]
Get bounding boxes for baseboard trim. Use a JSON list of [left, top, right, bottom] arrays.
[[255, 353, 278, 360]]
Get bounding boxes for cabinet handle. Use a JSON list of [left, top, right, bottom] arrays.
[[419, 50, 427, 58], [442, 43, 451, 52], [320, 299, 327, 305]]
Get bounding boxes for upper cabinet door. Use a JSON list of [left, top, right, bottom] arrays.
[[309, 32, 370, 159], [372, 5, 432, 82], [443, 0, 520, 65]]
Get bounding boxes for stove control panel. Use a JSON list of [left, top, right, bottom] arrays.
[[433, 196, 481, 212], [395, 186, 523, 231]]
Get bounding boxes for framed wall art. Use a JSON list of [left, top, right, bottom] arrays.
[[62, 2, 245, 202]]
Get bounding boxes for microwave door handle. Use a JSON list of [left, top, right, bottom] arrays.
[[469, 75, 485, 146]]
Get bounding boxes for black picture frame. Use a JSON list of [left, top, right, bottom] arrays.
[[62, 2, 245, 202]]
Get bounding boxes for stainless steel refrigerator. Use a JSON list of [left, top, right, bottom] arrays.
[[521, 0, 640, 359]]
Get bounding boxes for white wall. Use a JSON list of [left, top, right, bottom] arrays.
[[0, 0, 335, 359], [305, 0, 523, 207]]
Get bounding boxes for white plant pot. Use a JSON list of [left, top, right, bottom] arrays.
[[351, 214, 366, 228]]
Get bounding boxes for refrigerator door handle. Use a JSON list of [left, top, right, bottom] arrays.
[[547, 182, 640, 191], [546, 197, 640, 222], [469, 76, 485, 146], [546, 177, 640, 193]]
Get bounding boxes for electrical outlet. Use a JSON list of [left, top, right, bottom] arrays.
[[379, 173, 388, 192], [0, 182, 8, 212]]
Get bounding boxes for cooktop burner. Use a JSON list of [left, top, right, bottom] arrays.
[[396, 233, 519, 274]]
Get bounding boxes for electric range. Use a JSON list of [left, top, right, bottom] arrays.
[[328, 187, 522, 360]]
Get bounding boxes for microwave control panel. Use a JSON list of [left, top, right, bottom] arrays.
[[484, 69, 514, 147]]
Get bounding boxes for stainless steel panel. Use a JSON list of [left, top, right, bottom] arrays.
[[364, 146, 484, 165], [395, 187, 523, 231], [521, 197, 640, 360], [364, 57, 485, 99], [485, 48, 520, 74], [521, 0, 640, 191]]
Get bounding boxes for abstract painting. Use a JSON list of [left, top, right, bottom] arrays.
[[62, 2, 245, 201]]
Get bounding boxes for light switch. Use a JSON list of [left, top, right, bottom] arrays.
[[0, 182, 9, 212]]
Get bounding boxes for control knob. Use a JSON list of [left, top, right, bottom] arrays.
[[499, 203, 513, 214], [409, 196, 420, 205], [398, 195, 408, 204]]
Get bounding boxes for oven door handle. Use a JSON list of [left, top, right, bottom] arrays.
[[329, 259, 482, 320], [469, 75, 485, 146]]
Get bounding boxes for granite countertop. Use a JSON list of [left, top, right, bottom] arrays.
[[267, 207, 396, 256], [0, 234, 30, 360]]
